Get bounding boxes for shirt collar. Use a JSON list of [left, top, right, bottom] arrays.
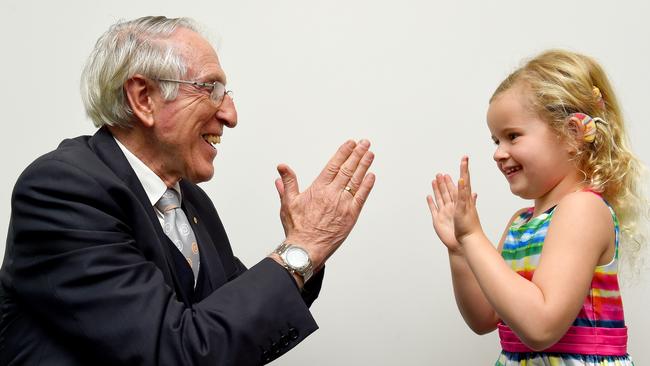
[[113, 136, 181, 206]]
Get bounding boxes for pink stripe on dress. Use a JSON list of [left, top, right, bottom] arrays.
[[498, 323, 628, 356]]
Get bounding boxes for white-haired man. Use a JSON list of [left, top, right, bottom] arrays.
[[0, 16, 375, 365]]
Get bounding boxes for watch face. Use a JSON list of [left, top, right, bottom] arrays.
[[285, 246, 309, 269]]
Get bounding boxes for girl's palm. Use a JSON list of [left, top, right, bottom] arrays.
[[427, 174, 461, 252]]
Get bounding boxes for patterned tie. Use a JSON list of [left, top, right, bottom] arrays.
[[155, 188, 200, 282]]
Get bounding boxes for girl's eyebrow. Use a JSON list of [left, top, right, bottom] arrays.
[[498, 125, 523, 134]]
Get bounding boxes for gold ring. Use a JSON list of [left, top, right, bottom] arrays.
[[344, 186, 353, 194]]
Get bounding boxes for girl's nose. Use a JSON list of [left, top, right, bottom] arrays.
[[493, 144, 509, 162]]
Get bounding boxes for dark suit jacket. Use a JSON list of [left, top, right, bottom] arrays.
[[0, 127, 324, 365]]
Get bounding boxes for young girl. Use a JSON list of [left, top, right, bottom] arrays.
[[427, 49, 646, 365]]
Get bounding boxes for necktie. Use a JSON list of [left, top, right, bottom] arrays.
[[155, 188, 200, 282]]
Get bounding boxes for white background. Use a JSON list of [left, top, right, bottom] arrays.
[[1, 1, 648, 364]]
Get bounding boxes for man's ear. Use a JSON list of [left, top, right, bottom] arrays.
[[124, 75, 156, 127]]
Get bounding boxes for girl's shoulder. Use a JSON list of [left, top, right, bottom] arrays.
[[552, 190, 615, 239], [547, 190, 617, 266], [556, 190, 612, 217]]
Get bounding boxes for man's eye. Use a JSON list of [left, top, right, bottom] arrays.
[[200, 83, 215, 91], [492, 139, 499, 145], [508, 133, 519, 141]]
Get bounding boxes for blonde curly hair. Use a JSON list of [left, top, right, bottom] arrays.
[[492, 49, 647, 276]]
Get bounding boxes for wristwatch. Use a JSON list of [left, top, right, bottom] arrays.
[[274, 242, 314, 282]]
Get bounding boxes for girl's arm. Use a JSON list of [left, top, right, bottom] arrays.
[[454, 156, 614, 350], [428, 174, 522, 334]]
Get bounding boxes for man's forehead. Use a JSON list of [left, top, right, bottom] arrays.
[[169, 28, 226, 82]]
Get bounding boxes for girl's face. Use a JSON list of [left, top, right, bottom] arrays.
[[487, 84, 580, 204]]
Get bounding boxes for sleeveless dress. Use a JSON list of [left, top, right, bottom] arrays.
[[495, 199, 634, 366]]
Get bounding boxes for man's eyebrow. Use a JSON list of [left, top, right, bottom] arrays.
[[200, 71, 227, 85]]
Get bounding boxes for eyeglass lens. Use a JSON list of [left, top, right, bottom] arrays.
[[211, 83, 227, 104]]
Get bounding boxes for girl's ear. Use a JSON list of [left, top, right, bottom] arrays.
[[565, 116, 584, 154]]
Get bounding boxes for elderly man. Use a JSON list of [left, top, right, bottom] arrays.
[[0, 16, 375, 365]]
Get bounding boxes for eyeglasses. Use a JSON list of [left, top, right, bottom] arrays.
[[157, 78, 233, 107]]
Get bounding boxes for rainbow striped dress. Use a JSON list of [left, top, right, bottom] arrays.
[[495, 202, 634, 365]]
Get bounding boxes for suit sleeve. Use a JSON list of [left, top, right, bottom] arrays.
[[7, 157, 320, 365], [232, 256, 324, 308]]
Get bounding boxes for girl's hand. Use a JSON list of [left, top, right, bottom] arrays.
[[427, 173, 462, 253], [454, 156, 482, 242]]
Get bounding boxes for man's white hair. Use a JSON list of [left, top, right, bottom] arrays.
[[80, 16, 203, 128]]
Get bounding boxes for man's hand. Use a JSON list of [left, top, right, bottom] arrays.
[[274, 139, 375, 271]]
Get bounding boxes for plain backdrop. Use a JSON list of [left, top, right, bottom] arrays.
[[1, 1, 648, 364]]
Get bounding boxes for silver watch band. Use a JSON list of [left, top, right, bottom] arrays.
[[274, 242, 314, 282]]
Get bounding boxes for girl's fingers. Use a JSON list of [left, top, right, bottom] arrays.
[[426, 194, 438, 218], [457, 177, 466, 207], [458, 156, 474, 208], [437, 174, 452, 203], [444, 174, 457, 201], [431, 178, 442, 207]]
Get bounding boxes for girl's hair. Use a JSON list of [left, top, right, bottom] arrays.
[[491, 49, 647, 276]]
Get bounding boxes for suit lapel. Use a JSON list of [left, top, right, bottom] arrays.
[[87, 127, 194, 304], [87, 127, 155, 222]]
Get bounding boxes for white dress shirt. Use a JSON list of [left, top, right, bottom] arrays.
[[113, 137, 182, 228]]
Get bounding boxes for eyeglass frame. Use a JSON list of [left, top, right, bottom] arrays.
[[156, 78, 233, 106]]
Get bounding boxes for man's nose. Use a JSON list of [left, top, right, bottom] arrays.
[[217, 94, 237, 128]]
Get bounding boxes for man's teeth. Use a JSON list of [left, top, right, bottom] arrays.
[[203, 134, 221, 145]]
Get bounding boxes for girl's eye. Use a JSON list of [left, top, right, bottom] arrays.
[[508, 133, 519, 141], [491, 138, 499, 145]]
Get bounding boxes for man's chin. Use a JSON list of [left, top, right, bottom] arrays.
[[186, 167, 215, 184]]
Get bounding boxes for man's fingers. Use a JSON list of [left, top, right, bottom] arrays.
[[274, 178, 284, 199], [351, 172, 375, 209], [333, 140, 370, 189], [316, 140, 357, 184], [277, 164, 300, 200], [345, 149, 374, 195]]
